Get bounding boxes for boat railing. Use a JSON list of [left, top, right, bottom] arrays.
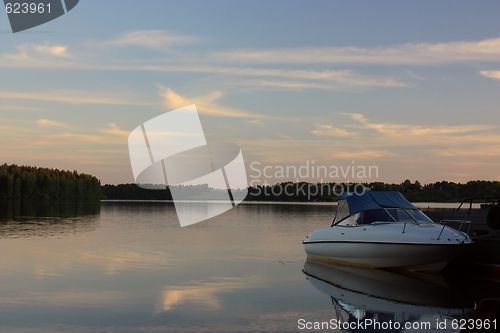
[[436, 219, 472, 238]]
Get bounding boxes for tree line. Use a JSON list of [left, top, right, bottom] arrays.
[[2, 163, 497, 203], [369, 179, 500, 202], [0, 164, 102, 200], [247, 180, 500, 202], [102, 179, 500, 202]]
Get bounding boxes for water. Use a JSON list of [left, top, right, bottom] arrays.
[[0, 202, 498, 332]]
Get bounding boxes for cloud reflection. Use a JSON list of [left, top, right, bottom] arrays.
[[158, 276, 262, 312], [80, 250, 170, 275], [0, 290, 126, 308]]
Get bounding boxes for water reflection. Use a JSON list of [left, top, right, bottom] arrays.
[[0, 200, 100, 220], [0, 200, 100, 238], [158, 276, 263, 312], [303, 260, 473, 331], [0, 202, 499, 332]]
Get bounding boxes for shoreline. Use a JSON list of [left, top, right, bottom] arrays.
[[100, 200, 484, 209]]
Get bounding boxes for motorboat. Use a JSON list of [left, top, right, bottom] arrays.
[[303, 191, 472, 271]]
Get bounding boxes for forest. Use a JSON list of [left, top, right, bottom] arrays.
[[1, 163, 498, 203], [0, 164, 102, 201], [245, 180, 500, 202], [102, 179, 500, 203]]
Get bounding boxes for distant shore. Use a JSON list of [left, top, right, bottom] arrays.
[[102, 180, 500, 204], [1, 164, 498, 204], [101, 199, 483, 209]]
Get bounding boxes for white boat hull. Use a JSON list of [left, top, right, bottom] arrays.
[[305, 242, 468, 270], [304, 223, 472, 270]]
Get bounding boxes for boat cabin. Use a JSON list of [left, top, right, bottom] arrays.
[[333, 191, 434, 226]]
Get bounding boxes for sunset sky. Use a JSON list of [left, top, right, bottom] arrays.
[[1, 0, 500, 184]]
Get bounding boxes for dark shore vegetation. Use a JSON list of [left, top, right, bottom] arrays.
[[2, 164, 497, 203], [0, 164, 102, 201], [102, 179, 500, 203]]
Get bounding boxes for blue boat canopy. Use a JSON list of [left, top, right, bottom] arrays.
[[338, 191, 416, 215]]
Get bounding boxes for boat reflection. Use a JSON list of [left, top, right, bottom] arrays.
[[303, 260, 473, 330]]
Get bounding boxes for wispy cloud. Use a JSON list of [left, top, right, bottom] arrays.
[[212, 37, 500, 65], [32, 44, 71, 58], [159, 86, 264, 119], [434, 146, 500, 157], [308, 113, 500, 163], [36, 118, 71, 129], [0, 104, 39, 111], [203, 67, 402, 87], [480, 70, 500, 80], [0, 44, 75, 68], [48, 132, 110, 144], [272, 113, 500, 165], [0, 90, 146, 106], [4, 35, 500, 93], [47, 124, 132, 144], [144, 67, 404, 90], [335, 150, 395, 159], [342, 112, 495, 142], [102, 123, 130, 138], [228, 69, 405, 90], [86, 62, 405, 90], [311, 124, 355, 137], [109, 30, 196, 49], [0, 40, 405, 90]]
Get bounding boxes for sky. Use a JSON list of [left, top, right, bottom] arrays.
[[1, 0, 500, 184]]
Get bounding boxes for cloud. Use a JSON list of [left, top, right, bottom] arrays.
[[335, 150, 395, 159], [230, 71, 405, 90], [236, 68, 403, 88], [251, 113, 500, 168], [0, 44, 75, 68], [480, 70, 500, 80], [212, 37, 500, 65], [109, 30, 196, 49], [32, 44, 71, 58], [49, 132, 109, 143], [434, 146, 500, 157], [207, 68, 403, 87], [343, 112, 494, 140], [159, 86, 264, 119], [31, 123, 131, 146], [6, 35, 500, 93], [236, 80, 332, 91], [0, 90, 146, 106], [46, 124, 133, 145], [311, 124, 355, 137], [0, 104, 39, 111], [0, 43, 405, 90], [91, 65, 403, 90], [36, 118, 71, 129], [102, 123, 130, 138]]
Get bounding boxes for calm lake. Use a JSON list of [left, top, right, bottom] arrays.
[[0, 202, 498, 333]]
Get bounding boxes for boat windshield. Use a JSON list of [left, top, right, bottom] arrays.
[[404, 209, 434, 223], [385, 208, 415, 223], [357, 209, 393, 224], [334, 200, 350, 223], [335, 208, 434, 226]]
